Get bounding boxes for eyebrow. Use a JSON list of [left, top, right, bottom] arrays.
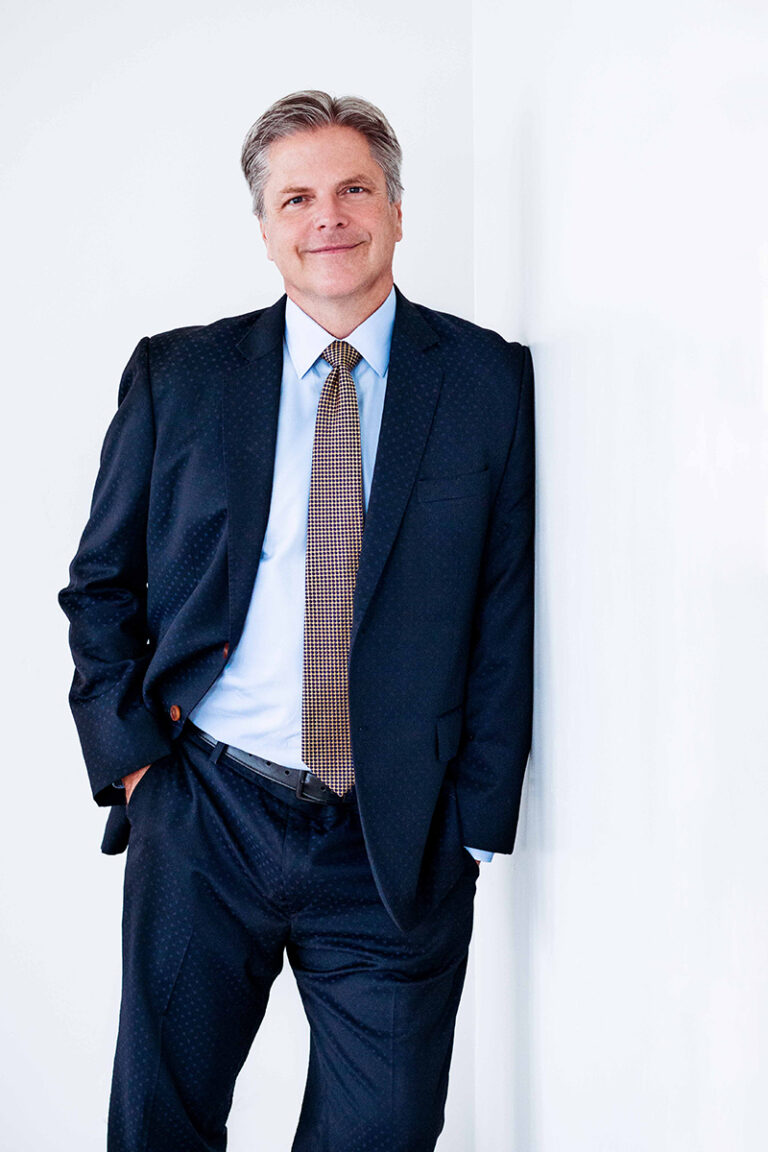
[[277, 174, 373, 196]]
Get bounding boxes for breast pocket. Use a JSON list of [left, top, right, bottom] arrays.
[[417, 467, 489, 504]]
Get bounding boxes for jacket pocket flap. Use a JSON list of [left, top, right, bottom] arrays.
[[417, 467, 489, 503]]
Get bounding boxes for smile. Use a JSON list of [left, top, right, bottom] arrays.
[[307, 243, 362, 253]]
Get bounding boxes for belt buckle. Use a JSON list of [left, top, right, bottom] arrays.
[[294, 768, 324, 804]]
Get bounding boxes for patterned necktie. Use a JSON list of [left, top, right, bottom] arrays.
[[301, 339, 364, 795]]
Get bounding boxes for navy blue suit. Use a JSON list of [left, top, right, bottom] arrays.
[[59, 285, 534, 1149]]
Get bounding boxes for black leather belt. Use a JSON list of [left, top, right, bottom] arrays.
[[183, 722, 356, 806]]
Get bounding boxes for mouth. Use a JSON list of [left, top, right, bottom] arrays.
[[306, 242, 363, 254]]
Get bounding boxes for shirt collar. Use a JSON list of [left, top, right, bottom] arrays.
[[284, 285, 396, 380]]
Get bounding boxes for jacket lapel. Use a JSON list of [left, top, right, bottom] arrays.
[[225, 294, 286, 645], [350, 285, 442, 647]]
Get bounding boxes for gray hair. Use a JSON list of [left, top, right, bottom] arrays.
[[241, 90, 403, 219]]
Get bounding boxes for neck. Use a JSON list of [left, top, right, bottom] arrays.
[[286, 280, 393, 339]]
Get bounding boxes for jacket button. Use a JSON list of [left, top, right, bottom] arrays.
[[169, 704, 182, 722], [222, 642, 230, 658]]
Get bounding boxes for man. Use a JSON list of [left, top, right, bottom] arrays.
[[59, 90, 534, 1151]]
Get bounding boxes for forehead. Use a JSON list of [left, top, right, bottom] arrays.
[[264, 125, 384, 189]]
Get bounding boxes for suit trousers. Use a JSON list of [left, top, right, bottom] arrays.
[[107, 725, 478, 1152]]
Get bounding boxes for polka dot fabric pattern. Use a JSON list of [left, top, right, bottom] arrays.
[[108, 731, 477, 1151], [58, 283, 534, 936]]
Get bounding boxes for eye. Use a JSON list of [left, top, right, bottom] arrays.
[[344, 186, 366, 195], [285, 195, 305, 206]]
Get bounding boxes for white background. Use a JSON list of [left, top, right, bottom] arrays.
[[1, 1, 766, 1149]]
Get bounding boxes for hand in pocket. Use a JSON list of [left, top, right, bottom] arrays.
[[123, 763, 151, 804]]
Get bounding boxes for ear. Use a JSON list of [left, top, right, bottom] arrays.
[[258, 216, 273, 262], [393, 201, 403, 243]]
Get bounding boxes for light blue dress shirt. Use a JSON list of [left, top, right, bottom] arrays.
[[190, 286, 493, 864]]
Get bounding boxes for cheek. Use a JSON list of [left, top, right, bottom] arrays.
[[266, 229, 298, 264], [379, 211, 401, 244]]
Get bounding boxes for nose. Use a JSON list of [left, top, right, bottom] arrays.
[[311, 191, 350, 232]]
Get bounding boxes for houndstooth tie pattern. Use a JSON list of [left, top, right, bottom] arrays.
[[301, 340, 364, 795]]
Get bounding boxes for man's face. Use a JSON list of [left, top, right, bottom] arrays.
[[259, 124, 403, 313]]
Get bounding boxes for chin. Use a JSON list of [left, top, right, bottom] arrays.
[[309, 277, 370, 301]]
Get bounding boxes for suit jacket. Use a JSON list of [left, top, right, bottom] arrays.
[[59, 284, 535, 932]]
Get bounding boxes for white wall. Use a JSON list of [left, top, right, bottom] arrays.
[[0, 3, 476, 1149], [472, 2, 768, 1149]]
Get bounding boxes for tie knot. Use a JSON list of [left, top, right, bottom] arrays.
[[322, 340, 362, 372]]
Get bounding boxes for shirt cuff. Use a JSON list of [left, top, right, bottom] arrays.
[[464, 845, 494, 862]]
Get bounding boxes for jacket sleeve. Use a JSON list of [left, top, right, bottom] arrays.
[[58, 337, 174, 807], [453, 344, 535, 852]]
